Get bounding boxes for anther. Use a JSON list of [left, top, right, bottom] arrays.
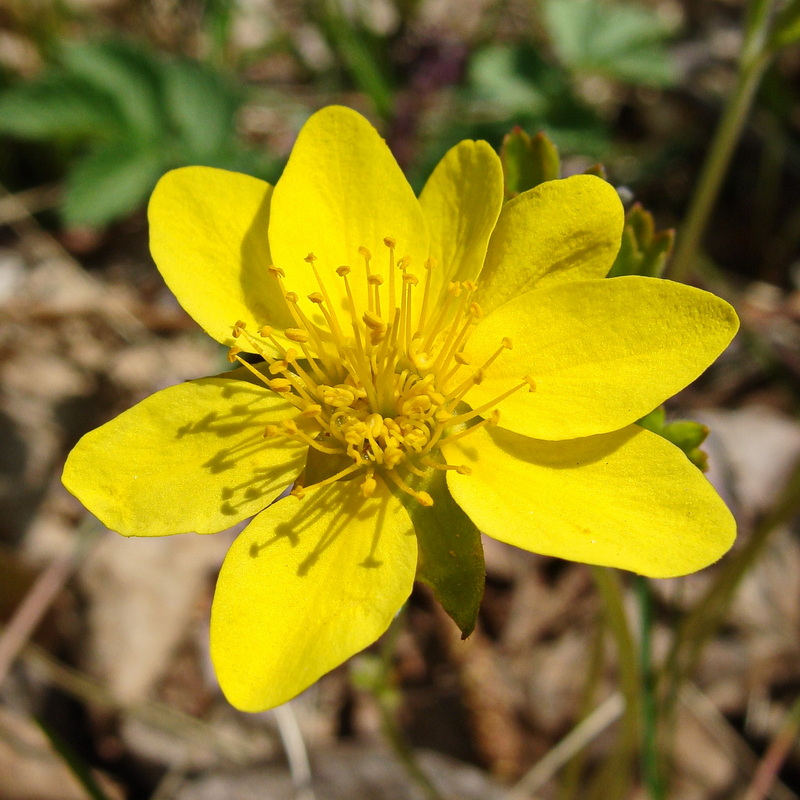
[[403, 273, 419, 285], [358, 246, 372, 259], [285, 328, 309, 343], [269, 378, 292, 393], [336, 265, 351, 276], [307, 292, 324, 304], [284, 291, 299, 303], [361, 474, 377, 498], [282, 419, 299, 434], [302, 404, 322, 417], [525, 375, 537, 392], [232, 320, 246, 337], [263, 424, 280, 437], [321, 386, 356, 408], [363, 311, 385, 330], [259, 325, 273, 337], [454, 352, 471, 365], [227, 345, 242, 362], [383, 237, 396, 248], [268, 265, 285, 278], [417, 492, 434, 507], [304, 253, 317, 263], [502, 337, 513, 349], [368, 274, 384, 286]]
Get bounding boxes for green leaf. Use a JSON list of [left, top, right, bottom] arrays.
[[501, 127, 561, 198], [543, 0, 676, 87], [608, 203, 674, 278], [162, 59, 240, 159], [61, 142, 166, 227], [391, 468, 485, 638], [0, 75, 124, 140], [469, 45, 551, 116], [60, 39, 166, 142], [637, 407, 710, 472]]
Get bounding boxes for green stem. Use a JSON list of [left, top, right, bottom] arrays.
[[589, 567, 639, 799], [374, 614, 445, 800], [636, 576, 665, 800], [668, 0, 776, 283]]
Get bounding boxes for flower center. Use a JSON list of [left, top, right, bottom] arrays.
[[228, 238, 534, 506]]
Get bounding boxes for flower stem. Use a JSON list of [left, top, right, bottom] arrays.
[[374, 614, 446, 800], [668, 0, 775, 283], [636, 575, 665, 800], [589, 567, 639, 799]]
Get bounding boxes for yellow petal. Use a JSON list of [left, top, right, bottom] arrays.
[[467, 276, 739, 440], [149, 167, 295, 353], [419, 140, 504, 312], [442, 425, 735, 577], [210, 477, 416, 711], [475, 175, 624, 315], [268, 106, 428, 326], [62, 368, 306, 536]]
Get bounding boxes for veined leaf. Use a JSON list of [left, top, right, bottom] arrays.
[[60, 39, 166, 142], [543, 0, 676, 87]]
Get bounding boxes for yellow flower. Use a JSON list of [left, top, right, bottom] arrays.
[[62, 106, 739, 712]]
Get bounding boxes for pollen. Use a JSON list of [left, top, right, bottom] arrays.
[[229, 239, 534, 506]]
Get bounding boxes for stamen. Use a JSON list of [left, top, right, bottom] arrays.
[[361, 470, 377, 498], [359, 246, 373, 313], [421, 456, 471, 475], [439, 410, 500, 447], [416, 257, 435, 335], [291, 462, 362, 499], [384, 237, 397, 312], [369, 273, 384, 317], [447, 379, 531, 427], [385, 469, 434, 506]]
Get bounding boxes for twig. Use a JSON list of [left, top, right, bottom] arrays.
[[740, 694, 800, 800], [0, 182, 146, 341], [0, 183, 60, 223], [503, 693, 624, 800], [16, 639, 256, 763], [681, 684, 797, 800], [0, 519, 99, 687]]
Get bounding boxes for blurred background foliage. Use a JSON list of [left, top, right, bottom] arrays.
[[0, 0, 794, 293]]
